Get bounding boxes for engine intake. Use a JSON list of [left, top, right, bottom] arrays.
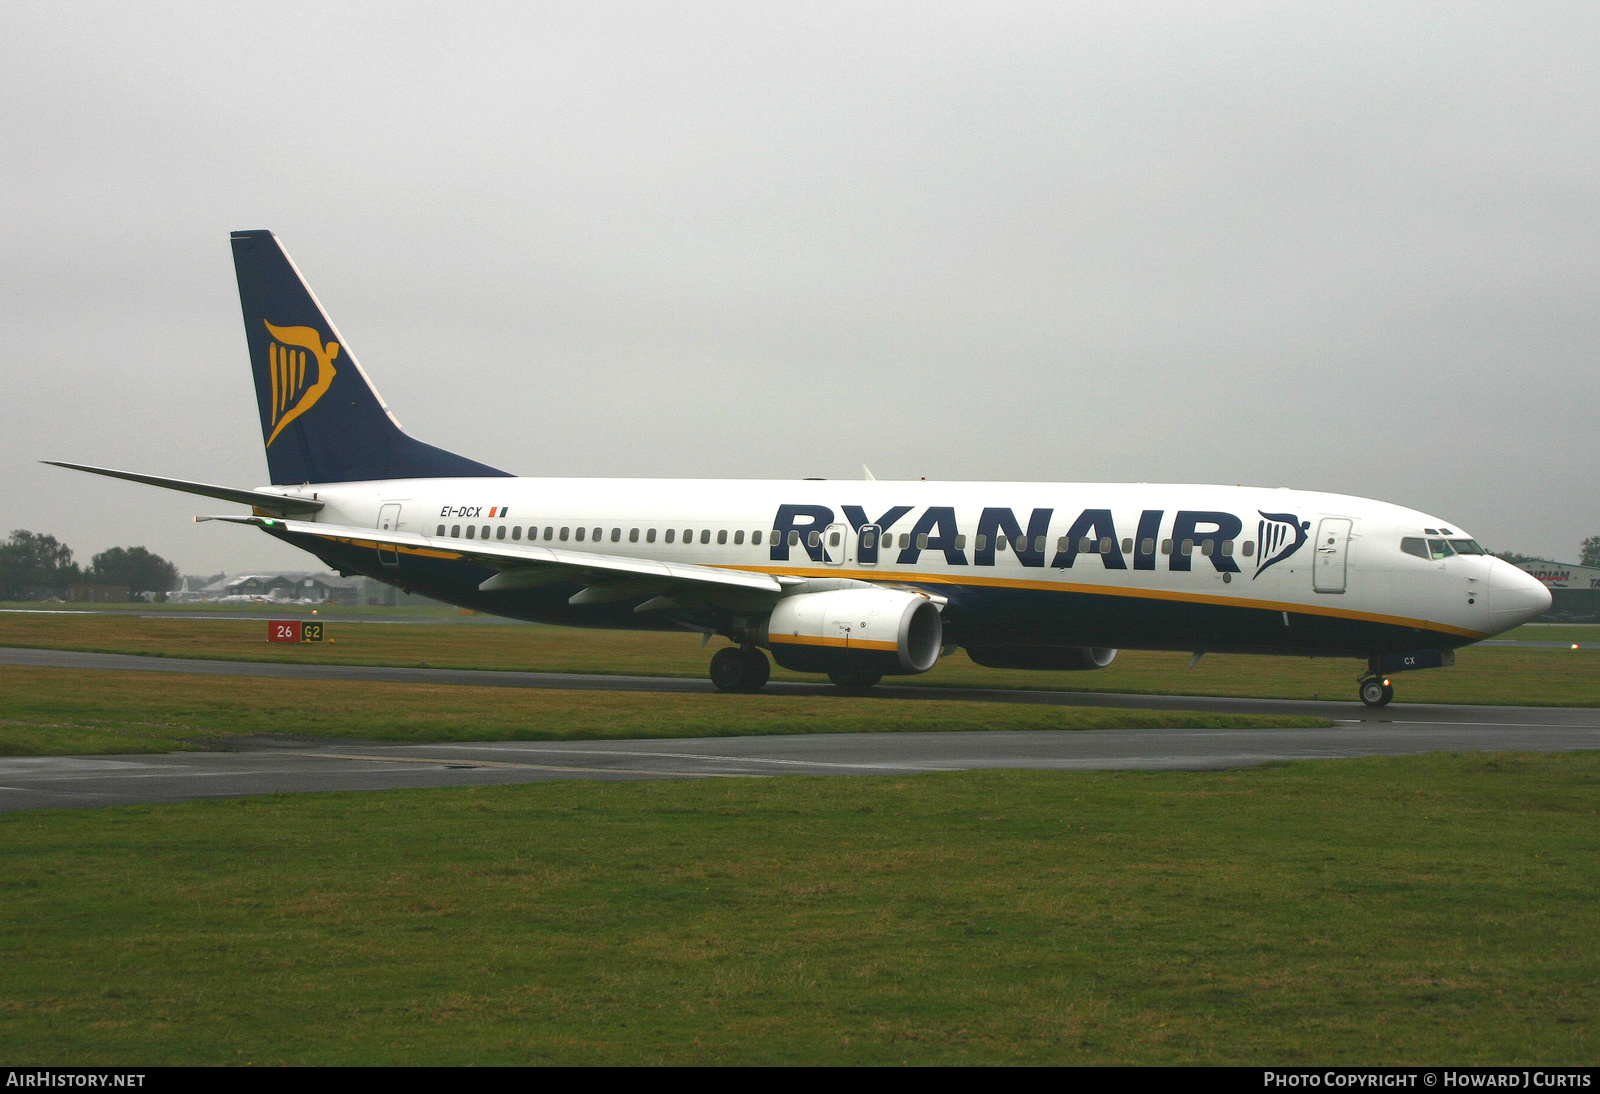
[[764, 588, 943, 675], [965, 646, 1117, 671]]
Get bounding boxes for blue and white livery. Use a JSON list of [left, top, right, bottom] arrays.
[[50, 231, 1551, 705]]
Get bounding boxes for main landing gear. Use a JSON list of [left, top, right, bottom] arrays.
[[1358, 675, 1394, 708], [710, 646, 771, 693]]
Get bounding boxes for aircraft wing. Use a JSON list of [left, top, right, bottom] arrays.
[[198, 515, 791, 605], [44, 462, 325, 516]]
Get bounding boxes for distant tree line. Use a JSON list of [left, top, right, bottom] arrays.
[[1493, 538, 1600, 569], [0, 530, 178, 601]]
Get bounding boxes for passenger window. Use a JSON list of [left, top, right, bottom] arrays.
[[862, 532, 876, 549], [436, 525, 445, 536], [482, 526, 490, 539], [495, 526, 506, 540], [1141, 538, 1154, 555], [1220, 539, 1232, 556], [1181, 539, 1194, 556], [701, 530, 711, 544], [560, 527, 570, 541], [665, 529, 676, 544], [1162, 539, 1172, 555], [954, 534, 966, 549], [828, 531, 839, 547], [611, 528, 621, 542], [1056, 536, 1067, 551], [1015, 536, 1028, 552], [594, 528, 602, 542], [684, 529, 692, 542], [451, 525, 460, 537], [733, 530, 743, 545], [996, 536, 1007, 552], [752, 531, 763, 545], [1037, 536, 1048, 554], [1428, 539, 1455, 560], [465, 526, 476, 539], [575, 527, 585, 542], [789, 530, 800, 547], [1201, 539, 1214, 556], [917, 533, 929, 549], [976, 535, 988, 551], [543, 527, 553, 541], [511, 526, 521, 540], [1080, 537, 1094, 553], [629, 528, 639, 543], [1099, 536, 1111, 554], [1241, 541, 1254, 557], [808, 530, 821, 548], [1121, 538, 1132, 554], [646, 529, 656, 543]]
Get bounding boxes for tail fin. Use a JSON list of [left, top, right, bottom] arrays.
[[230, 230, 510, 485]]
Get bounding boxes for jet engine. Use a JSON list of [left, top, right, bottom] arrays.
[[764, 588, 943, 675], [964, 645, 1118, 671]]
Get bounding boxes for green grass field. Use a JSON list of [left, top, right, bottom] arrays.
[[0, 665, 1331, 756], [2, 611, 1595, 706], [1, 752, 1595, 1065]]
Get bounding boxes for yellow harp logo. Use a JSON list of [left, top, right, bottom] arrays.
[[264, 321, 339, 446]]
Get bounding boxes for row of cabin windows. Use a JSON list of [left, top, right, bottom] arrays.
[[430, 522, 1255, 561], [434, 524, 772, 546]]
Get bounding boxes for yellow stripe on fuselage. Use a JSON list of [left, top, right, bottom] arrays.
[[730, 564, 1489, 640]]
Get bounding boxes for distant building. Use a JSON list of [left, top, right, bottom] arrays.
[[1511, 558, 1600, 623], [189, 572, 363, 605], [63, 584, 130, 603]]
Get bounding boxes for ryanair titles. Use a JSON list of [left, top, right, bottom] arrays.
[[768, 504, 1310, 578]]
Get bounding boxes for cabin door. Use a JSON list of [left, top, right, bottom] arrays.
[[1313, 518, 1351, 593], [377, 503, 402, 566], [856, 524, 881, 567]]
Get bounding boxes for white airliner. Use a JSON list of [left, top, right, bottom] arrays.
[[49, 231, 1551, 706]]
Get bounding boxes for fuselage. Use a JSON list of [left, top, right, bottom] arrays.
[[259, 476, 1551, 659]]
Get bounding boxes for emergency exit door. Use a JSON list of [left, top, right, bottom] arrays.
[[1313, 517, 1351, 593]]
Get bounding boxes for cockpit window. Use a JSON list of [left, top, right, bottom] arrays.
[[1448, 539, 1484, 555], [1401, 538, 1430, 560], [1427, 538, 1455, 560]]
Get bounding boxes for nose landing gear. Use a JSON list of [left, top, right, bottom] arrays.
[[1358, 675, 1394, 707], [710, 646, 771, 693]]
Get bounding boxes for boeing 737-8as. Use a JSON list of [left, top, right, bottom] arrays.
[[49, 231, 1552, 706]]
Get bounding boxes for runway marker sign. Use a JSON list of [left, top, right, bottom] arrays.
[[268, 620, 324, 643]]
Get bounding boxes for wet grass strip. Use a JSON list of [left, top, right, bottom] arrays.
[[0, 613, 1595, 706], [0, 666, 1330, 756], [0, 752, 1595, 1065]]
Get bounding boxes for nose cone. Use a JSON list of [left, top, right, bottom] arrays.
[[1487, 559, 1553, 633]]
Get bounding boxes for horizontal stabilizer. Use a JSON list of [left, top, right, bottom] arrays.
[[200, 515, 787, 601], [43, 462, 324, 516]]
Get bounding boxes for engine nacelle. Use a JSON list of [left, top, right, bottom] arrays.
[[965, 646, 1117, 671], [764, 588, 943, 675]]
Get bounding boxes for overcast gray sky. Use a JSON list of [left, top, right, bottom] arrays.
[[4, 1, 1596, 574]]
